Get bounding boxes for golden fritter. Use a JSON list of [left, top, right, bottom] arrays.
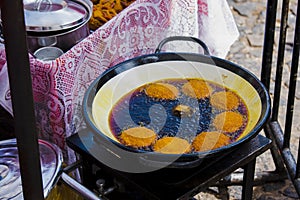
[[120, 127, 157, 148], [144, 82, 179, 100], [192, 131, 231, 152], [213, 111, 244, 133], [182, 79, 212, 99], [153, 137, 191, 154], [210, 91, 240, 110], [172, 104, 193, 117]]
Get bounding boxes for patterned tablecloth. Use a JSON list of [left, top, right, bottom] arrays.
[[0, 0, 238, 161]]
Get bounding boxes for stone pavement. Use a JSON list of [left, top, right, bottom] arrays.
[[195, 0, 300, 199]]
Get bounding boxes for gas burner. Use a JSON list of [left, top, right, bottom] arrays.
[[66, 129, 271, 200]]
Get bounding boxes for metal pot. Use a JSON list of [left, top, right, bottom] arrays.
[[82, 36, 271, 172], [0, 138, 63, 199], [23, 0, 92, 54]]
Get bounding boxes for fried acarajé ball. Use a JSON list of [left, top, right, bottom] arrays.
[[153, 136, 191, 154], [182, 79, 212, 99], [213, 111, 244, 133], [120, 127, 157, 148], [144, 82, 179, 100], [192, 131, 231, 152], [172, 104, 194, 117], [210, 91, 240, 110]]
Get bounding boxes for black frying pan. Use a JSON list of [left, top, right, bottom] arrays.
[[82, 36, 270, 172]]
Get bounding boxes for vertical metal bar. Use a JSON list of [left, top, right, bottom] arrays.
[[282, 148, 300, 197], [266, 122, 287, 172], [0, 0, 44, 199], [81, 158, 95, 190], [261, 0, 288, 173], [296, 138, 300, 178], [272, 0, 290, 121], [261, 0, 278, 90], [241, 159, 256, 200], [283, 0, 300, 148]]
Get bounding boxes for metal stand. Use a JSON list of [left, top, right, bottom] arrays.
[[205, 1, 300, 196], [0, 0, 44, 199], [261, 0, 300, 197], [216, 0, 300, 197], [65, 130, 272, 200]]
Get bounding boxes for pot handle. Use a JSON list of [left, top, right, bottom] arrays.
[[155, 36, 211, 55]]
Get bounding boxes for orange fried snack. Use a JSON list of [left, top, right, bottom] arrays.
[[172, 104, 193, 117], [119, 126, 157, 148], [192, 131, 231, 152], [213, 111, 244, 133], [210, 91, 240, 110], [144, 83, 179, 100], [182, 79, 212, 99], [89, 0, 136, 30], [153, 137, 191, 154]]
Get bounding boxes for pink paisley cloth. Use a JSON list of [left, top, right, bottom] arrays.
[[0, 0, 238, 162]]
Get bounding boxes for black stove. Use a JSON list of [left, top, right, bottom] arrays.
[[66, 129, 271, 200]]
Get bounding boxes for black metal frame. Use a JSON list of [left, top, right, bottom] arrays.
[[0, 0, 44, 199], [261, 0, 300, 196]]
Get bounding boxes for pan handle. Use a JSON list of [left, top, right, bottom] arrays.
[[155, 36, 211, 55]]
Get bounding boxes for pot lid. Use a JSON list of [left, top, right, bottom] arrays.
[[23, 0, 90, 32], [0, 138, 63, 199]]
